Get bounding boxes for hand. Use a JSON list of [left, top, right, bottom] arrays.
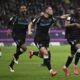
[[7, 29, 12, 36], [28, 31, 32, 36], [60, 14, 70, 19]]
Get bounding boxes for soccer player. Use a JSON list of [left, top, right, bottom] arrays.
[[28, 5, 57, 76], [62, 8, 80, 76], [7, 4, 29, 72]]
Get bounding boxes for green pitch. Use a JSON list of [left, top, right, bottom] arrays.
[[0, 45, 80, 80]]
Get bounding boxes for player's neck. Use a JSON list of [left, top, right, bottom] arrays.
[[43, 13, 49, 18], [20, 13, 27, 17]]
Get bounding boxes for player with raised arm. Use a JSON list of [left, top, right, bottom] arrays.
[[62, 8, 80, 76], [28, 5, 58, 76]]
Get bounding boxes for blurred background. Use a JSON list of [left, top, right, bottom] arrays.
[[0, 0, 80, 46]]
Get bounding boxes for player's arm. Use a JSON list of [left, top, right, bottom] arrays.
[[55, 14, 71, 27], [64, 16, 78, 27], [52, 17, 61, 27], [56, 14, 76, 27], [75, 23, 80, 28], [65, 21, 80, 28], [60, 14, 70, 19], [7, 16, 16, 29], [7, 17, 13, 35], [28, 21, 33, 35], [7, 16, 15, 35], [65, 21, 76, 27], [28, 17, 39, 35]]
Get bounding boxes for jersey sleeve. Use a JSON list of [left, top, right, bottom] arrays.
[[67, 16, 71, 21], [32, 16, 41, 25], [66, 14, 73, 23], [52, 17, 57, 24], [7, 16, 16, 29]]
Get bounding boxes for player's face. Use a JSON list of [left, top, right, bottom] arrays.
[[20, 5, 27, 15], [45, 7, 53, 16]]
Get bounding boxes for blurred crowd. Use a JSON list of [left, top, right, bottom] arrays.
[[0, 0, 80, 29]]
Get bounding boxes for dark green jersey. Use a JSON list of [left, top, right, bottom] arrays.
[[32, 15, 56, 35], [8, 15, 29, 37]]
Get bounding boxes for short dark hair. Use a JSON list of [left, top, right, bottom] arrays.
[[18, 3, 27, 9], [42, 5, 52, 12], [20, 4, 27, 7]]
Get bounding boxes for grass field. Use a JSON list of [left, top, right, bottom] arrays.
[[0, 45, 80, 80]]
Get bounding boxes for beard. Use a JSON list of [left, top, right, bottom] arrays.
[[21, 11, 27, 16]]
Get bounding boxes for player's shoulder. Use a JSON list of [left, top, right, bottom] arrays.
[[32, 15, 41, 23], [50, 16, 57, 23], [9, 15, 17, 21], [36, 15, 42, 20], [52, 16, 56, 20]]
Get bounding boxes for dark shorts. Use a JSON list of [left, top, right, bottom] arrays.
[[34, 34, 50, 49], [12, 33, 26, 46], [67, 39, 80, 46], [67, 39, 80, 54]]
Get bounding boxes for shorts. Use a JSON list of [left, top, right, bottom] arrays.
[[34, 34, 50, 49]]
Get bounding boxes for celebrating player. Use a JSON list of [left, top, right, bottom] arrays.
[[28, 5, 58, 76], [7, 4, 29, 72], [62, 8, 80, 76]]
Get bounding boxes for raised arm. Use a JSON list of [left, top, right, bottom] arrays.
[[65, 16, 80, 28]]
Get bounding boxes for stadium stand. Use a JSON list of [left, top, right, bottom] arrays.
[[0, 0, 80, 46]]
